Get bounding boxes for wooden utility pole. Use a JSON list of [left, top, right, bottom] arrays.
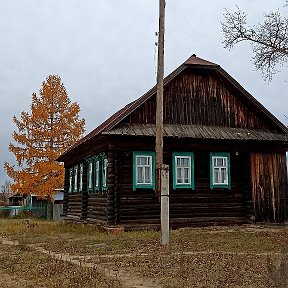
[[156, 0, 169, 246]]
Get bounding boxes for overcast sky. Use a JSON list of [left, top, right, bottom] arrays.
[[1, 0, 287, 185]]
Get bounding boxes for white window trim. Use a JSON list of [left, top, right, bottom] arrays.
[[136, 155, 153, 185], [212, 156, 228, 185], [79, 164, 83, 192], [175, 156, 192, 185], [95, 160, 100, 189], [133, 151, 155, 191], [102, 158, 108, 189], [88, 162, 93, 190], [73, 166, 78, 192], [69, 169, 73, 193]]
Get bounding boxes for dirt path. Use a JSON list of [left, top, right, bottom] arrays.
[[1, 236, 284, 288], [30, 244, 161, 288], [1, 237, 161, 288]]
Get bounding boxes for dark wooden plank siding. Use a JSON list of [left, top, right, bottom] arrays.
[[250, 152, 288, 223], [127, 72, 275, 131]]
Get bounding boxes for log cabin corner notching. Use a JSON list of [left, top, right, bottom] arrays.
[[57, 54, 288, 230]]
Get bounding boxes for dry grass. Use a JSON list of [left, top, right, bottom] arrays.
[[1, 219, 288, 287], [0, 243, 121, 288]]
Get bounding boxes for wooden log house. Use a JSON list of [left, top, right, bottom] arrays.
[[57, 54, 288, 230]]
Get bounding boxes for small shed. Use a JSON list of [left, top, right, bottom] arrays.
[[8, 191, 64, 221], [57, 54, 288, 230]]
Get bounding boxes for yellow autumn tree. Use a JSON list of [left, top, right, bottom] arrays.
[[4, 75, 85, 200]]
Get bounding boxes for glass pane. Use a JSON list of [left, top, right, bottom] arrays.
[[221, 168, 227, 183], [184, 167, 190, 183], [177, 167, 182, 183], [89, 171, 92, 188], [144, 167, 151, 184], [137, 156, 148, 166], [69, 172, 72, 191], [74, 170, 77, 189], [183, 158, 190, 167], [176, 156, 190, 167], [137, 157, 142, 165], [213, 168, 219, 184], [215, 158, 222, 166], [95, 171, 99, 186], [137, 167, 144, 183]]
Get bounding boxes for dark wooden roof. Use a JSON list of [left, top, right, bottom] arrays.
[[103, 123, 288, 142], [58, 54, 288, 161]]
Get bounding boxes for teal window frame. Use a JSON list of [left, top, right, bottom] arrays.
[[79, 163, 83, 192], [73, 165, 78, 192], [172, 152, 195, 190], [102, 154, 108, 191], [210, 152, 231, 189], [87, 161, 94, 192], [133, 151, 155, 191], [94, 157, 101, 191], [68, 168, 73, 193]]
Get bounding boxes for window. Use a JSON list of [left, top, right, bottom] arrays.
[[172, 152, 194, 189], [210, 152, 230, 189], [102, 154, 108, 190], [133, 151, 155, 191], [88, 161, 93, 191], [68, 168, 73, 193], [95, 158, 100, 191], [73, 166, 78, 192], [79, 163, 83, 192]]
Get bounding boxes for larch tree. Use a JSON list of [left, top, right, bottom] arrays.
[[4, 75, 85, 200], [222, 1, 288, 81]]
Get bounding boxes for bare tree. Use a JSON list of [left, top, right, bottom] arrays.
[[0, 180, 11, 217], [222, 1, 288, 81], [1, 180, 12, 195]]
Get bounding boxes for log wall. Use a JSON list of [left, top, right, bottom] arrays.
[[86, 193, 107, 224], [114, 143, 249, 229], [65, 162, 89, 221], [66, 194, 82, 220], [250, 152, 288, 223], [86, 151, 114, 225]]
